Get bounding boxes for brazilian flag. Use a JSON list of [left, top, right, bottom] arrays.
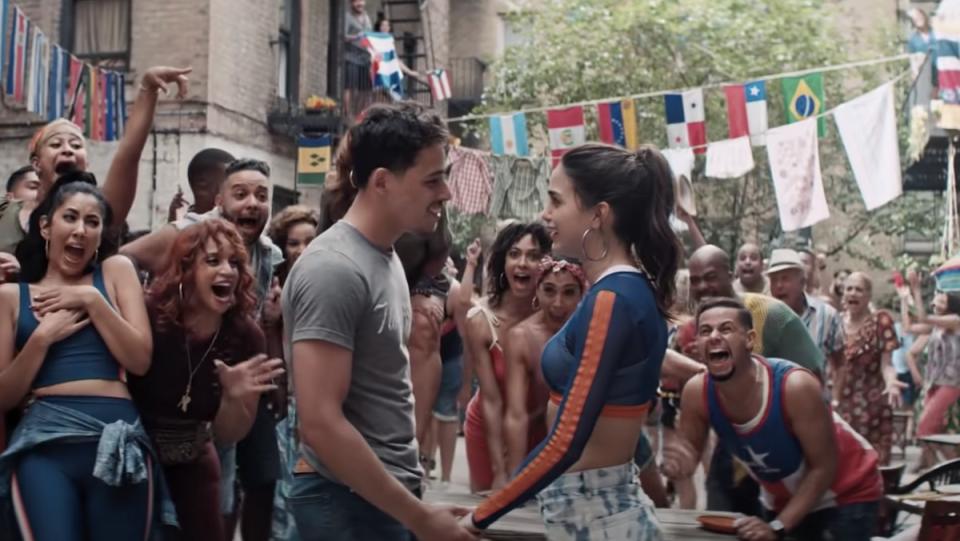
[[297, 135, 331, 186], [782, 73, 826, 136]]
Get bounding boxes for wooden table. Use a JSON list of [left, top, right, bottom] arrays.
[[425, 490, 736, 540]]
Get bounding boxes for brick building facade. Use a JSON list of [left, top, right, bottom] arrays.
[[0, 0, 503, 231]]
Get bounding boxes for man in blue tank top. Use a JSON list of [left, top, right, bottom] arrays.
[[663, 297, 882, 541]]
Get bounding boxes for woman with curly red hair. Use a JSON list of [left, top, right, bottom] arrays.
[[128, 218, 283, 539]]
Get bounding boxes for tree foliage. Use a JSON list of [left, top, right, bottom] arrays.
[[457, 0, 937, 266]]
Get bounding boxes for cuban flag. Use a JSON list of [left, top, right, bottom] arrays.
[[428, 68, 452, 101], [597, 99, 638, 149], [664, 89, 707, 154], [361, 32, 404, 101], [724, 80, 768, 146], [489, 113, 529, 156], [6, 7, 28, 103]]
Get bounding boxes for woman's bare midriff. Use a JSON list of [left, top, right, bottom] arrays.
[[33, 379, 132, 400], [545, 401, 644, 473]]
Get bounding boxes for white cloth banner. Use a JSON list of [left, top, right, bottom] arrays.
[[661, 148, 697, 215], [766, 119, 830, 231], [833, 83, 902, 210], [705, 136, 755, 178]]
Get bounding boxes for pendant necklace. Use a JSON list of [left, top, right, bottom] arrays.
[[178, 324, 222, 413]]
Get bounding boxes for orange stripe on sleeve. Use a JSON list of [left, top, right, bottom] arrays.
[[473, 291, 616, 524]]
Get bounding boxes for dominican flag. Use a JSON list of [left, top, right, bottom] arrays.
[[597, 99, 638, 149], [724, 80, 768, 145], [26, 29, 48, 116], [546, 106, 585, 167], [489, 113, 529, 156], [428, 68, 451, 101], [47, 45, 67, 120], [664, 89, 707, 154], [361, 32, 404, 101], [6, 7, 28, 103]]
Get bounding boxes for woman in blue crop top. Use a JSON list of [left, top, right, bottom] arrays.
[[0, 174, 164, 540], [466, 144, 682, 540]]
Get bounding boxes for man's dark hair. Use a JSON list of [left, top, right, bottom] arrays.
[[6, 165, 36, 193], [695, 297, 754, 330], [186, 148, 235, 187], [345, 102, 448, 189], [225, 158, 271, 179]]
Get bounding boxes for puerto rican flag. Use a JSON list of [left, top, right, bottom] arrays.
[[428, 68, 452, 101], [5, 7, 29, 103], [724, 80, 768, 146], [546, 106, 586, 167], [664, 89, 707, 154]]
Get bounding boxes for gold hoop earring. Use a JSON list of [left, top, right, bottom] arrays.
[[45, 239, 49, 255], [178, 283, 184, 304], [581, 228, 609, 262]]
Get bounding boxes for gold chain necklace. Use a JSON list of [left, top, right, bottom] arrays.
[[178, 325, 222, 413]]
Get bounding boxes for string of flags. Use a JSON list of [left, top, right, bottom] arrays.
[[1, 1, 127, 141]]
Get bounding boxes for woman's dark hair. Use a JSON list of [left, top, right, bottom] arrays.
[[485, 222, 551, 308], [374, 12, 388, 32], [16, 170, 113, 283], [560, 143, 681, 316]]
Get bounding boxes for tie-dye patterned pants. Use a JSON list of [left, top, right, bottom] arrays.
[[536, 462, 663, 541]]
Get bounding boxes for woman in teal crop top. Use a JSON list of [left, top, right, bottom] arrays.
[[467, 144, 682, 540], [0, 174, 163, 540]]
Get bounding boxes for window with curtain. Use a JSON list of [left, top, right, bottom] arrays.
[[72, 0, 130, 69]]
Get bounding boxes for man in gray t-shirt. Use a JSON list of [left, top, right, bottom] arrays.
[[282, 103, 476, 541], [284, 220, 417, 487]]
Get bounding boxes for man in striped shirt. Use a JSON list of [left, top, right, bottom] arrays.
[[767, 249, 845, 399]]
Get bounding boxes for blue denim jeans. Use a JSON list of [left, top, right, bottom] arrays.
[[536, 462, 663, 541], [288, 473, 418, 541]]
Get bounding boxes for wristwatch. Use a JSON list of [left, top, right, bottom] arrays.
[[769, 519, 786, 540]]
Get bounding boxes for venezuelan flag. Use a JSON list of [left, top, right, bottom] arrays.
[[597, 99, 638, 149]]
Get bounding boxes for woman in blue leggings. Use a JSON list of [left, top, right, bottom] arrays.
[[0, 172, 164, 540]]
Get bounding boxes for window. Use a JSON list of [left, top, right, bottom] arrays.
[[277, 0, 300, 102], [70, 0, 130, 69]]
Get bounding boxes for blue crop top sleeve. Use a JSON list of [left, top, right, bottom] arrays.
[[472, 272, 667, 529]]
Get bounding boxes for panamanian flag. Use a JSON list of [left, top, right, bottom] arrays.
[[664, 89, 707, 154], [361, 32, 404, 101], [724, 80, 768, 146]]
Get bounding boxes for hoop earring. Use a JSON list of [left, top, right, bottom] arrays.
[[178, 283, 184, 304], [499, 273, 507, 290], [94, 248, 99, 262], [581, 228, 609, 262], [532, 296, 540, 310], [44, 239, 49, 255]]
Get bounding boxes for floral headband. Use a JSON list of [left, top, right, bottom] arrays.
[[537, 256, 587, 290]]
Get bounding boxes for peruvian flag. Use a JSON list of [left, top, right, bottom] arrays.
[[5, 7, 29, 103], [664, 89, 707, 154], [724, 80, 768, 146], [428, 68, 452, 101], [546, 106, 585, 167]]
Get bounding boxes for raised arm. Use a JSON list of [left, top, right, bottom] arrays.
[[102, 66, 191, 229], [907, 333, 930, 388], [120, 224, 179, 276]]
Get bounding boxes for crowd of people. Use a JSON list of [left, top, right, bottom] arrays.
[[0, 62, 954, 541]]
